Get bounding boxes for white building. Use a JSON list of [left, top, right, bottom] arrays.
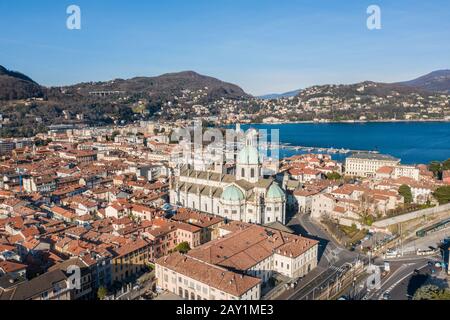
[[170, 141, 286, 225], [345, 153, 400, 178], [156, 222, 319, 300]]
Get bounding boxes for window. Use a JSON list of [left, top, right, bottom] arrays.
[[241, 168, 245, 177], [251, 168, 255, 178]]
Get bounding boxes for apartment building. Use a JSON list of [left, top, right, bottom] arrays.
[[110, 239, 152, 283], [0, 269, 72, 300]]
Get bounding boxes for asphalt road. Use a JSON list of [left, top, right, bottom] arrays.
[[388, 263, 446, 300], [363, 256, 438, 300], [276, 213, 360, 300]]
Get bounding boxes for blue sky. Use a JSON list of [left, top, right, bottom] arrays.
[[1, 0, 449, 95]]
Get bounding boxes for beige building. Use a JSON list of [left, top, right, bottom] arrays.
[[345, 153, 400, 178], [375, 165, 420, 181], [156, 222, 319, 300], [156, 253, 261, 300]]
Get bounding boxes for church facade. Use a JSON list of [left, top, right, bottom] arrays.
[[169, 142, 286, 225]]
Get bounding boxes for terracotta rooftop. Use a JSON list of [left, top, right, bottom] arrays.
[[157, 252, 261, 297]]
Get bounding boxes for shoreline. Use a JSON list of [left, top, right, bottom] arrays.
[[228, 119, 450, 126]]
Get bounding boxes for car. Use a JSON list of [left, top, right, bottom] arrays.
[[382, 292, 391, 300]]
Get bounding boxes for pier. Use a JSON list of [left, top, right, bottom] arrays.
[[260, 143, 379, 155]]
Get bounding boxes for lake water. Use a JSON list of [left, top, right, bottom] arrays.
[[236, 122, 450, 165]]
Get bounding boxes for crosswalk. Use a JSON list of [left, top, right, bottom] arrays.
[[323, 246, 344, 264], [329, 265, 345, 273]]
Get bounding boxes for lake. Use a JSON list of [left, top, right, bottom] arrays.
[[236, 122, 450, 165]]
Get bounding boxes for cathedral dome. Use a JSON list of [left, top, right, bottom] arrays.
[[267, 183, 285, 200], [237, 145, 260, 165], [221, 185, 245, 202]]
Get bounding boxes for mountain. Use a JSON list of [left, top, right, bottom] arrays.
[[296, 81, 429, 99], [395, 70, 450, 93], [0, 65, 44, 100], [63, 70, 250, 101], [258, 89, 301, 100], [0, 66, 252, 137]]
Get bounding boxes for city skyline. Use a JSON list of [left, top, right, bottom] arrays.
[[1, 0, 449, 95]]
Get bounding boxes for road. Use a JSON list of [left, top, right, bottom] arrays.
[[388, 263, 446, 300], [362, 256, 438, 300], [276, 213, 360, 300]]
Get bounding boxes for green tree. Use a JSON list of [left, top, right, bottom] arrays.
[[443, 159, 450, 171], [97, 286, 108, 300], [433, 186, 450, 205], [399, 184, 413, 204], [363, 215, 374, 226], [429, 161, 442, 178], [326, 172, 342, 180], [174, 241, 191, 254], [413, 285, 450, 300], [110, 130, 120, 141]]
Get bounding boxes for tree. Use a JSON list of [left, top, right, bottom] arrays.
[[110, 130, 120, 141], [97, 286, 108, 300], [174, 242, 191, 254], [413, 285, 450, 300], [326, 172, 342, 180], [399, 184, 413, 204], [428, 161, 442, 178], [363, 215, 374, 226], [433, 186, 450, 205], [443, 159, 450, 171]]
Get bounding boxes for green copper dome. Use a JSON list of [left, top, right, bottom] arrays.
[[237, 145, 260, 165], [267, 184, 285, 199], [221, 185, 245, 202]]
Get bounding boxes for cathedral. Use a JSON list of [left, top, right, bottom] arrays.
[[169, 133, 286, 225]]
